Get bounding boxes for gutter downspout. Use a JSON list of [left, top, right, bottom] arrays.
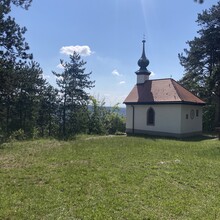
[[132, 105, 135, 134]]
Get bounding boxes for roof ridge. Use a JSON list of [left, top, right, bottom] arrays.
[[171, 79, 205, 103], [170, 79, 183, 101], [148, 77, 172, 82]]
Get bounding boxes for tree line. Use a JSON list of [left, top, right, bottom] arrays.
[[0, 0, 125, 141], [1, 1, 219, 141]]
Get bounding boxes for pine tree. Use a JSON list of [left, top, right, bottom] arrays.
[[37, 85, 59, 137], [0, 0, 33, 137], [53, 52, 95, 138], [0, 0, 32, 63], [178, 1, 220, 129], [194, 0, 204, 3], [15, 62, 46, 135]]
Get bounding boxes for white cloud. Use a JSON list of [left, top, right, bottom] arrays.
[[150, 71, 155, 76], [55, 75, 63, 81], [104, 93, 110, 97], [119, 81, 126, 85], [57, 63, 64, 69], [60, 45, 92, 56], [112, 69, 122, 77], [42, 74, 50, 79]]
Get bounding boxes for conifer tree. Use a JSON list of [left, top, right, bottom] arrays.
[[179, 1, 220, 129], [0, 61, 46, 136], [0, 0, 32, 63], [53, 52, 95, 138], [37, 85, 59, 137], [14, 62, 45, 135], [0, 0, 33, 137]]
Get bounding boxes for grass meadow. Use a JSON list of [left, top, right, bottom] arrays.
[[0, 135, 220, 219]]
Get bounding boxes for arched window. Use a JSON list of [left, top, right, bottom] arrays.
[[147, 107, 155, 125]]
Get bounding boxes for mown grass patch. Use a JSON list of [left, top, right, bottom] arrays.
[[0, 136, 220, 219]]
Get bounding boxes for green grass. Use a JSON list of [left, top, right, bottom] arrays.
[[0, 135, 220, 219]]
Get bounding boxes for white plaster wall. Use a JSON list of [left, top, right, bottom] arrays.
[[126, 104, 182, 134], [137, 75, 149, 84], [180, 105, 203, 133], [126, 105, 133, 129]]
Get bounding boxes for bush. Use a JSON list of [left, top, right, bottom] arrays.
[[106, 114, 126, 134], [32, 127, 40, 140], [9, 129, 26, 141], [88, 97, 126, 135]]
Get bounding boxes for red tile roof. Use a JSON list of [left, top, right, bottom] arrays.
[[124, 78, 205, 105]]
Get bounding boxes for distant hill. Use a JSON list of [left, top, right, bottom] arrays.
[[88, 106, 126, 117], [119, 107, 126, 116], [105, 106, 126, 116], [120, 107, 126, 116]]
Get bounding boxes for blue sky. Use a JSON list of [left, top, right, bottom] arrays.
[[12, 0, 219, 106]]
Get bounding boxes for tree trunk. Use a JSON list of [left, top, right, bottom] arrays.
[[63, 93, 66, 138], [6, 100, 10, 136]]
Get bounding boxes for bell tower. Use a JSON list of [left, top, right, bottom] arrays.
[[135, 39, 151, 84]]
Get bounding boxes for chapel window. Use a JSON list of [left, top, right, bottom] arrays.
[[147, 107, 155, 125]]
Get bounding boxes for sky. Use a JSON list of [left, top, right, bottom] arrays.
[[11, 0, 219, 106]]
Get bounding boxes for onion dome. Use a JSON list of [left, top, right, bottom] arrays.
[[135, 39, 151, 75]]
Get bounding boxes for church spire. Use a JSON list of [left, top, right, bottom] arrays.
[[135, 39, 151, 84], [136, 39, 151, 75]]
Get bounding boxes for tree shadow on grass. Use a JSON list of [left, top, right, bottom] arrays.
[[180, 134, 217, 142], [127, 133, 218, 142]]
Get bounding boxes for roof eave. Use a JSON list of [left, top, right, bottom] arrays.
[[123, 101, 206, 106]]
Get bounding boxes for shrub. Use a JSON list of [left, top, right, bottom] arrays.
[[9, 129, 26, 141]]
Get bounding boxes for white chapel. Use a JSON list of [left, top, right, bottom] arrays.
[[123, 40, 205, 138]]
